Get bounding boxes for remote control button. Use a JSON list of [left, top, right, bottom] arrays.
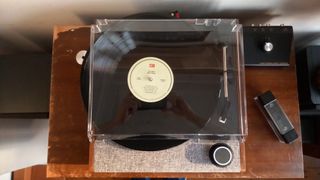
[[209, 143, 233, 167]]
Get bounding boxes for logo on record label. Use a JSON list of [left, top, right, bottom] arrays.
[[127, 57, 174, 103]]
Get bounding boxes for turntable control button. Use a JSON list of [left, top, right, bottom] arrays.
[[209, 143, 233, 167], [264, 42, 273, 52]]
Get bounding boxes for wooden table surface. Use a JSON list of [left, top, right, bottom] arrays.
[[47, 26, 304, 178]]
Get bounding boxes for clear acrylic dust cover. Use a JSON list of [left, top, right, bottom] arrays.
[[86, 19, 247, 142]]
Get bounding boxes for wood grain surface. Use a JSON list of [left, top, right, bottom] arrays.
[[47, 26, 304, 178]]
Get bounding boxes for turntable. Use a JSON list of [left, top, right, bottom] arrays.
[[82, 19, 247, 172]]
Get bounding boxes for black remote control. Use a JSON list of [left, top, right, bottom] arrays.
[[255, 91, 298, 144]]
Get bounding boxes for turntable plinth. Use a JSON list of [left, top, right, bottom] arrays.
[[47, 26, 303, 178]]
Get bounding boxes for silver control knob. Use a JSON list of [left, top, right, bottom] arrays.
[[264, 42, 273, 52]]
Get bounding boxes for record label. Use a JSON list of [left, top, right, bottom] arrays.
[[127, 57, 174, 103]]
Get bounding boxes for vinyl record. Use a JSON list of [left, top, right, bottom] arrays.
[[81, 13, 188, 151]]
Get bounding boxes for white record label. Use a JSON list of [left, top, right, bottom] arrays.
[[127, 57, 174, 103]]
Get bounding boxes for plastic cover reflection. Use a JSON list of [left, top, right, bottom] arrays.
[[88, 20, 245, 140]]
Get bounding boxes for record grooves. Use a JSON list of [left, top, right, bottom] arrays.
[[80, 13, 188, 151], [80, 55, 187, 151]]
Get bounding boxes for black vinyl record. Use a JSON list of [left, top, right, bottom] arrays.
[[80, 13, 187, 151]]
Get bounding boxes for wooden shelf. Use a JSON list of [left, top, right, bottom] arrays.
[[47, 26, 304, 178]]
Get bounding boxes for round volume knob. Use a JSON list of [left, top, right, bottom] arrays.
[[263, 42, 273, 52], [209, 143, 233, 167]]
